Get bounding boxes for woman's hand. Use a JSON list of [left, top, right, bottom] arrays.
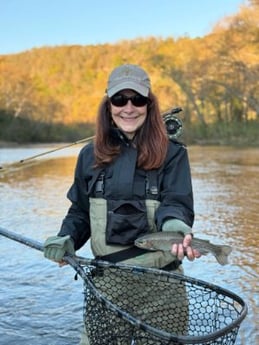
[[44, 235, 75, 265], [171, 233, 201, 261]]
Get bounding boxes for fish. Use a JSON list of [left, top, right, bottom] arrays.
[[134, 231, 232, 265]]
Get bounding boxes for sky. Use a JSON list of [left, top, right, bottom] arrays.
[[0, 0, 247, 55]]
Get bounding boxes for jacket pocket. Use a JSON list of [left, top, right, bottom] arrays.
[[106, 200, 149, 245]]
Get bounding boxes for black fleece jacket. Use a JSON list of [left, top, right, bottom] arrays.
[[58, 131, 194, 250]]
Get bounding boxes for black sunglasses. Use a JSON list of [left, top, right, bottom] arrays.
[[110, 93, 149, 107]]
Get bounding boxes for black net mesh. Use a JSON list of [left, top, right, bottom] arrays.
[[82, 265, 247, 345], [0, 228, 247, 345]]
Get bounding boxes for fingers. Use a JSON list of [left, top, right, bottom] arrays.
[[58, 260, 68, 267], [193, 249, 201, 258], [44, 248, 65, 262], [171, 234, 202, 261], [171, 243, 185, 260], [183, 234, 192, 247]]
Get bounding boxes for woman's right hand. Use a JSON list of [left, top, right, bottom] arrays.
[[43, 235, 75, 265]]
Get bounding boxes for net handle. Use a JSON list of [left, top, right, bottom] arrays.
[[0, 225, 95, 265], [0, 225, 115, 272]]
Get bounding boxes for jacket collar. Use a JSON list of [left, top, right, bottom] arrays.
[[109, 127, 132, 147]]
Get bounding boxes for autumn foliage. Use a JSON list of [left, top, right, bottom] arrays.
[[0, 1, 258, 144]]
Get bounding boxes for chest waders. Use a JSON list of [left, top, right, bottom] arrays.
[[81, 158, 186, 344], [82, 198, 186, 345], [88, 147, 182, 270], [89, 198, 182, 269]]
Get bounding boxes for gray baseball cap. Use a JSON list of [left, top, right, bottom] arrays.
[[106, 64, 151, 97]]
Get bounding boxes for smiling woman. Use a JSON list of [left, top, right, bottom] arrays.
[[109, 89, 149, 139], [42, 63, 201, 344], [106, 64, 150, 140]]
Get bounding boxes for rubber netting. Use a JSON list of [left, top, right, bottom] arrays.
[[82, 265, 246, 345]]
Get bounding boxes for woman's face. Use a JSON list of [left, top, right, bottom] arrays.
[[110, 89, 148, 139]]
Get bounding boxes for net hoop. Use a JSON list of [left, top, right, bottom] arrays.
[[69, 257, 248, 344]]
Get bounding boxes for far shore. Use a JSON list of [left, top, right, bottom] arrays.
[[1, 140, 258, 149]]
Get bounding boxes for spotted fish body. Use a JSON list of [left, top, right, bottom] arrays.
[[134, 231, 232, 265]]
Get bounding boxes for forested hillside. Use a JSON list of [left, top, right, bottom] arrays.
[[0, 0, 258, 145]]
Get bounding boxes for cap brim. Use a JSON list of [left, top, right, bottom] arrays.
[[107, 81, 149, 97]]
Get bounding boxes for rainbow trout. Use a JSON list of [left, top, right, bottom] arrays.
[[134, 231, 232, 265]]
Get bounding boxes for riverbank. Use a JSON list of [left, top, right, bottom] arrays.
[[1, 118, 258, 148], [1, 138, 258, 149]]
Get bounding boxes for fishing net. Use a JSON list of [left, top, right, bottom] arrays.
[[0, 227, 247, 345], [81, 263, 247, 345]]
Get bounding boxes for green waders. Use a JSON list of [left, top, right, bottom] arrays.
[[80, 265, 188, 345], [79, 198, 189, 344]]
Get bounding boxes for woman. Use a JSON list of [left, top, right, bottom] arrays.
[[44, 64, 201, 344]]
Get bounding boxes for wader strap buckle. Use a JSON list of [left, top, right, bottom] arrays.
[[95, 172, 105, 196], [146, 170, 159, 199]]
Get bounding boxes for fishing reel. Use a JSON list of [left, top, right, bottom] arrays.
[[163, 107, 183, 139]]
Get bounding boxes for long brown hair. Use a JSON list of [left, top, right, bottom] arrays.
[[94, 91, 169, 170]]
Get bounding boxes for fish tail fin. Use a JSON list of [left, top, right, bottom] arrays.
[[215, 245, 232, 265]]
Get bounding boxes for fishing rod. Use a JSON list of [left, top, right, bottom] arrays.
[[0, 107, 183, 172], [0, 135, 95, 171]]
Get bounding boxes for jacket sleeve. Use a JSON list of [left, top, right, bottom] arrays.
[[155, 143, 194, 230], [58, 146, 91, 250]]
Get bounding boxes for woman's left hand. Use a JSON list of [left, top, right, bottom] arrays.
[[171, 234, 201, 261]]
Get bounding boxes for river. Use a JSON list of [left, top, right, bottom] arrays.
[[0, 144, 258, 345]]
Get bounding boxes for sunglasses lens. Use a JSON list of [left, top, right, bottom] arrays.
[[110, 94, 149, 107], [110, 94, 128, 107], [132, 95, 149, 107]]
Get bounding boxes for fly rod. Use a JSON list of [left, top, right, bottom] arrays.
[[0, 135, 95, 171], [0, 107, 183, 172]]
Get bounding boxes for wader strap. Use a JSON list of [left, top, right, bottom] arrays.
[[94, 172, 105, 196], [87, 168, 104, 196], [99, 250, 181, 270], [97, 247, 149, 263], [93, 148, 138, 198], [161, 260, 182, 271], [146, 170, 159, 199], [94, 170, 159, 198]]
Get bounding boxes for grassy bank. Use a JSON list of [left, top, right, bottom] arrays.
[[183, 120, 259, 147], [0, 111, 95, 144], [0, 110, 258, 147]]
